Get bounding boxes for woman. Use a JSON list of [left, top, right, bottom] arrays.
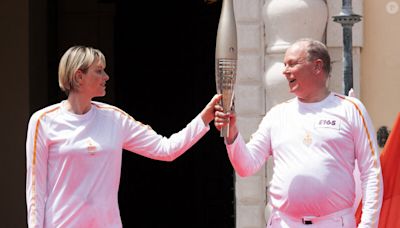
[[26, 45, 221, 227]]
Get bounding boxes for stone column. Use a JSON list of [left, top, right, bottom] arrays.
[[263, 0, 328, 107], [262, 0, 328, 221]]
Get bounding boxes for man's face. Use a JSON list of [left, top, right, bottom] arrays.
[[282, 43, 318, 100]]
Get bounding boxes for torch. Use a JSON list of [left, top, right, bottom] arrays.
[[215, 0, 237, 137]]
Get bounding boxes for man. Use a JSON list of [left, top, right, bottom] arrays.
[[214, 38, 383, 227]]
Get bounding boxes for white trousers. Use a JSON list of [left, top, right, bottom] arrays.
[[267, 208, 356, 228]]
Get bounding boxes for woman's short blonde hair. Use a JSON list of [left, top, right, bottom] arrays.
[[58, 46, 106, 95]]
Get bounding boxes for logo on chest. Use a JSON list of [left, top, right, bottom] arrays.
[[86, 138, 98, 155], [315, 117, 341, 130]]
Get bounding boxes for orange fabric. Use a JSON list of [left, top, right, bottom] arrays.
[[356, 112, 400, 227]]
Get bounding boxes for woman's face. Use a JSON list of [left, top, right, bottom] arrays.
[[79, 58, 109, 99]]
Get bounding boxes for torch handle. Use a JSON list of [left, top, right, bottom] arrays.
[[221, 124, 229, 137], [219, 93, 233, 138]]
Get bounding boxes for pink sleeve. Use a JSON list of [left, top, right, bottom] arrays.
[[26, 113, 48, 228], [351, 98, 383, 228], [226, 114, 272, 177], [122, 114, 210, 161]]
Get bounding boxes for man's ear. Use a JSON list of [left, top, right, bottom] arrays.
[[314, 59, 323, 73]]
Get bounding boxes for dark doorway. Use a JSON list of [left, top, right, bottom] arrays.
[[115, 1, 234, 228], [45, 0, 234, 227]]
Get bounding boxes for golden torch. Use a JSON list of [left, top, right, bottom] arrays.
[[215, 0, 237, 137]]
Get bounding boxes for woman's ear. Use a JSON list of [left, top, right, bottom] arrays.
[[75, 69, 84, 81], [72, 69, 84, 88]]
